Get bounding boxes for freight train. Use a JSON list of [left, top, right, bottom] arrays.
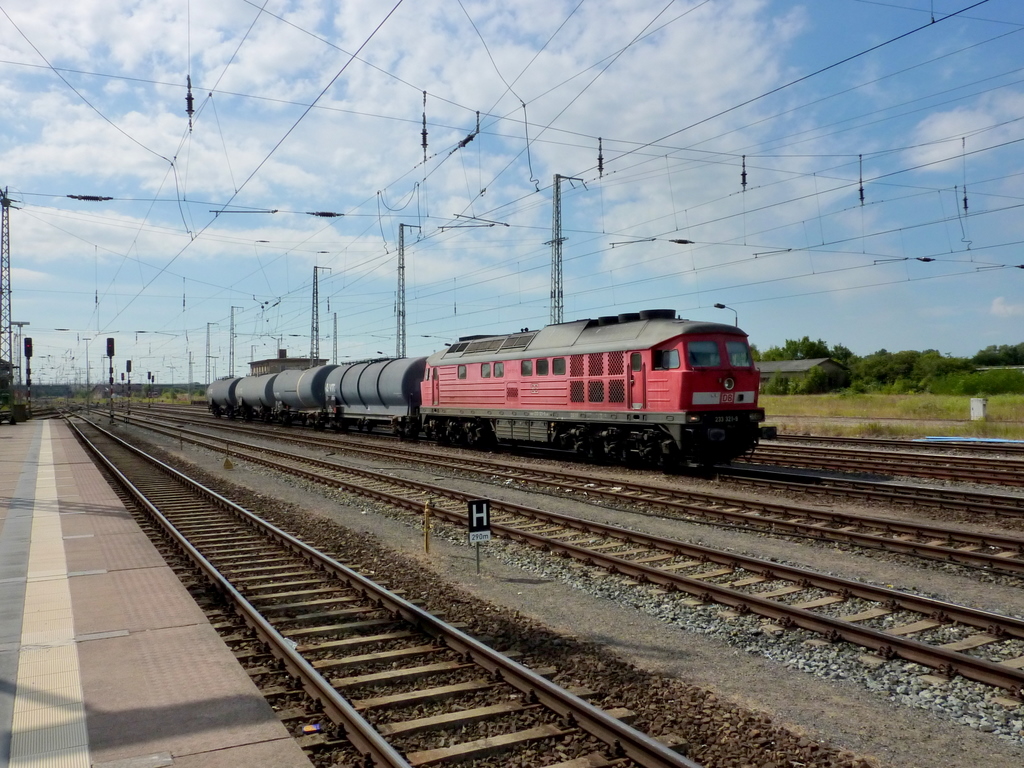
[[207, 309, 770, 467]]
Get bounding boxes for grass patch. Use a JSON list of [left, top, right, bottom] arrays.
[[762, 393, 1024, 421], [762, 394, 1024, 439], [774, 419, 1024, 440]]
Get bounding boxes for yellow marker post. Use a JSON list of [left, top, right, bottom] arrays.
[[423, 500, 432, 553]]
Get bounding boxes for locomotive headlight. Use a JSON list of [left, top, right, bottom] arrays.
[[749, 412, 765, 422], [723, 377, 735, 390], [686, 414, 702, 423]]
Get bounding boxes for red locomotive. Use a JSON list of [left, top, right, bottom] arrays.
[[420, 309, 767, 468]]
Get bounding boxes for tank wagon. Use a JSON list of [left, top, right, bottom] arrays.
[[207, 358, 428, 433], [236, 373, 278, 421], [206, 377, 241, 419], [273, 365, 337, 426], [206, 309, 768, 467], [324, 357, 426, 435]]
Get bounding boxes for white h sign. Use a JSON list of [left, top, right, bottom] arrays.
[[468, 499, 491, 543]]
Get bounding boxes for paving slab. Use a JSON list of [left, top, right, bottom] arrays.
[[1, 419, 312, 768]]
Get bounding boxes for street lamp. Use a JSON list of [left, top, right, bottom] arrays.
[[714, 303, 738, 326]]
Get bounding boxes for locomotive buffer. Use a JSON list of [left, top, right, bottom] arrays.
[[468, 499, 491, 573]]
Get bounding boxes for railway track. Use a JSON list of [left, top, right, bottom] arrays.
[[742, 443, 1024, 487], [94, 413, 1024, 699], [71, 417, 696, 768], [123, 411, 1024, 576], [774, 433, 1024, 456], [143, 406, 1024, 517]]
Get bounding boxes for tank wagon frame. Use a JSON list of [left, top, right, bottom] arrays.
[[207, 309, 769, 468]]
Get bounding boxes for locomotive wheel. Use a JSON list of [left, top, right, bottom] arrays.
[[658, 440, 682, 474], [464, 419, 494, 450]]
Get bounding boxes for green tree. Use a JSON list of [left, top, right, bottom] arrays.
[[973, 343, 1024, 366], [760, 336, 832, 361]]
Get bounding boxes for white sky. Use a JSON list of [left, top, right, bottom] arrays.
[[2, 0, 1023, 386]]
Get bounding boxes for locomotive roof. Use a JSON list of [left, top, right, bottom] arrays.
[[427, 316, 747, 365]]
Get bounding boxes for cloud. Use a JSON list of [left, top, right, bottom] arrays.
[[991, 296, 1024, 318]]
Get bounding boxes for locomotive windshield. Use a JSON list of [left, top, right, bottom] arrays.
[[726, 341, 753, 367], [652, 348, 680, 370], [686, 340, 721, 367]]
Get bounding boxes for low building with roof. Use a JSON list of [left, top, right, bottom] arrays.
[[249, 349, 327, 376], [756, 358, 849, 391]]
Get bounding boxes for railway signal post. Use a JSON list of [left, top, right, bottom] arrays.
[[107, 337, 114, 424]]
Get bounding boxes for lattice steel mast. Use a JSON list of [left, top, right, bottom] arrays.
[[229, 306, 242, 377], [548, 175, 582, 325], [311, 266, 330, 365], [550, 175, 565, 325], [1, 188, 12, 374], [397, 224, 419, 358]]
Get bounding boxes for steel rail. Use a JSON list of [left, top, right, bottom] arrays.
[[111, 415, 1024, 696], [774, 433, 1024, 456], [745, 445, 1024, 486], [72, 416, 700, 768], [137, 410, 1024, 518], [719, 468, 1024, 518], [69, 419, 414, 768], [124, 413, 1024, 575]]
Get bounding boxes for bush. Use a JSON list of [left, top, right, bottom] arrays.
[[798, 366, 831, 394], [929, 369, 1024, 396], [763, 373, 792, 395]]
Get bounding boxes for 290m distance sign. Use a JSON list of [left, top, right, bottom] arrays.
[[467, 499, 491, 543]]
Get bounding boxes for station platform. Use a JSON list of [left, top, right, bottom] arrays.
[[0, 418, 311, 768]]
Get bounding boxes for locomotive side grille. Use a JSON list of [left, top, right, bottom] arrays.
[[570, 380, 585, 403], [570, 354, 585, 377], [607, 351, 624, 375], [608, 379, 625, 403], [506, 386, 519, 398], [500, 333, 535, 350], [588, 381, 605, 402], [588, 353, 604, 376], [465, 338, 504, 353]]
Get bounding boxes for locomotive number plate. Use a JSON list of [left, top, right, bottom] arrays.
[[713, 415, 739, 423]]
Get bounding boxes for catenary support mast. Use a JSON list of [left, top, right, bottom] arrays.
[[1, 188, 13, 375]]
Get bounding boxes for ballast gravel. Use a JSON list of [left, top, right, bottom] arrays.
[[116, 421, 1024, 768]]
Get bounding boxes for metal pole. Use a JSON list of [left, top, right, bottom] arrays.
[[397, 224, 418, 358], [1, 189, 13, 384], [108, 354, 114, 424], [548, 175, 582, 325], [550, 175, 564, 325], [423, 500, 432, 553], [83, 338, 91, 411]]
